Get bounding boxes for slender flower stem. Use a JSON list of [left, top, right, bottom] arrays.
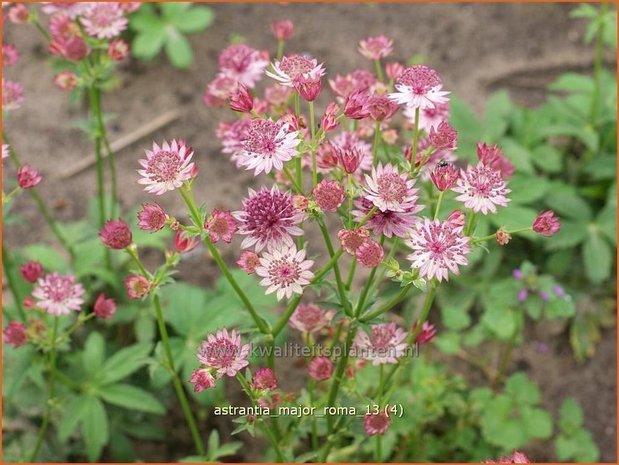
[[356, 266, 378, 317], [464, 211, 476, 237], [357, 205, 378, 227], [473, 226, 533, 243], [410, 108, 420, 176], [360, 282, 413, 322], [317, 218, 352, 316], [126, 246, 150, 277], [347, 174, 354, 227], [374, 59, 385, 82], [345, 257, 357, 290], [372, 122, 381, 165], [29, 318, 59, 462], [309, 101, 318, 187], [153, 295, 206, 457], [433, 191, 444, 220], [276, 39, 285, 60], [178, 185, 202, 227], [88, 86, 107, 228], [283, 166, 304, 194], [2, 243, 26, 321]]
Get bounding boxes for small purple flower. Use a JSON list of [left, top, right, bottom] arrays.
[[553, 285, 566, 297], [539, 291, 549, 302], [517, 289, 528, 303], [512, 269, 523, 280]]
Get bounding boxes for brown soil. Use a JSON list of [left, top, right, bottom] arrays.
[[3, 2, 615, 463]]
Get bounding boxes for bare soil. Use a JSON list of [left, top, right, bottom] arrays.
[[3, 2, 615, 462]]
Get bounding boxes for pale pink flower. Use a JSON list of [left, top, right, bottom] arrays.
[[229, 84, 254, 113], [447, 210, 466, 230], [80, 2, 127, 39], [385, 62, 405, 81], [205, 209, 237, 243], [237, 250, 260, 273], [356, 239, 384, 268], [265, 84, 294, 108], [452, 163, 511, 215], [255, 244, 314, 300], [218, 44, 269, 88], [389, 65, 450, 110], [406, 218, 471, 282], [138, 139, 195, 195], [124, 275, 151, 300], [485, 451, 530, 464], [217, 119, 251, 167], [429, 121, 457, 150], [99, 219, 132, 249], [266, 54, 325, 87], [137, 203, 168, 232], [2, 144, 9, 161], [353, 197, 420, 239], [430, 161, 459, 191], [2, 44, 20, 66], [251, 368, 278, 390], [107, 39, 129, 61], [364, 412, 391, 436], [289, 304, 335, 333], [3, 321, 28, 348], [338, 228, 370, 255], [321, 102, 340, 132], [7, 3, 30, 23], [343, 88, 371, 119], [119, 2, 141, 13], [203, 74, 239, 107], [93, 293, 117, 319], [233, 186, 304, 251], [33, 273, 85, 316], [42, 2, 89, 18], [532, 210, 561, 237], [271, 20, 294, 41], [358, 35, 393, 60], [312, 180, 345, 212], [477, 142, 514, 179], [197, 328, 250, 377], [17, 164, 42, 189], [354, 323, 408, 365], [331, 131, 372, 173], [405, 101, 450, 132], [308, 356, 334, 381], [238, 118, 300, 175], [190, 368, 216, 392], [53, 71, 78, 90], [3, 79, 24, 111], [364, 163, 419, 212], [20, 261, 43, 283], [366, 95, 399, 121], [329, 70, 376, 101]]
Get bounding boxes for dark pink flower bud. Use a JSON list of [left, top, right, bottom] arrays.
[[477, 142, 514, 179], [308, 356, 334, 381], [20, 261, 43, 283], [3, 321, 28, 348], [17, 164, 42, 189], [532, 210, 560, 236], [343, 89, 371, 120], [124, 275, 151, 300], [237, 250, 260, 274], [428, 121, 457, 150], [137, 203, 167, 232], [447, 210, 466, 229], [107, 39, 129, 61], [312, 180, 345, 212], [366, 94, 399, 121], [430, 161, 459, 191], [205, 209, 237, 244], [93, 293, 117, 319], [356, 239, 384, 267], [251, 368, 278, 390], [63, 35, 90, 61], [338, 228, 370, 255], [174, 231, 199, 253], [334, 144, 363, 174], [190, 369, 216, 392], [99, 219, 132, 249], [229, 84, 254, 113], [364, 412, 391, 436], [385, 62, 405, 81], [414, 321, 437, 345], [321, 102, 340, 132], [294, 76, 322, 102], [271, 20, 294, 41]]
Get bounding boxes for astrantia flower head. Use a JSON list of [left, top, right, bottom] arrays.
[[237, 250, 261, 273], [406, 101, 450, 132], [331, 132, 373, 173], [138, 139, 195, 195], [53, 71, 78, 90], [238, 118, 300, 175], [406, 218, 471, 282], [496, 228, 512, 245], [80, 2, 128, 39], [33, 273, 85, 316], [251, 368, 278, 391], [532, 210, 561, 236], [321, 102, 340, 132], [354, 323, 408, 365], [294, 75, 322, 102], [197, 328, 250, 377], [312, 180, 345, 212], [308, 356, 334, 381], [452, 163, 511, 215], [218, 44, 269, 88], [203, 74, 239, 107], [205, 209, 237, 243], [99, 219, 132, 249], [343, 89, 371, 120], [485, 451, 531, 464], [229, 84, 254, 113], [271, 19, 294, 41], [17, 164, 42, 189], [413, 321, 437, 344], [429, 121, 457, 150], [174, 231, 199, 254], [190, 368, 216, 392], [2, 44, 20, 66], [3, 321, 28, 348], [447, 209, 466, 229], [385, 62, 405, 81], [356, 239, 384, 268], [266, 54, 325, 87], [93, 293, 117, 319], [107, 39, 129, 61], [42, 2, 89, 18], [217, 118, 251, 167], [3, 79, 24, 111], [124, 275, 151, 300], [366, 95, 399, 121], [353, 197, 420, 239], [364, 412, 391, 436], [430, 161, 459, 191], [364, 163, 419, 212], [389, 65, 450, 110], [20, 261, 43, 283], [255, 243, 314, 300], [338, 227, 370, 255], [358, 35, 393, 60], [8, 3, 30, 24], [234, 186, 304, 251], [289, 303, 335, 333], [477, 142, 514, 179], [137, 203, 168, 232]]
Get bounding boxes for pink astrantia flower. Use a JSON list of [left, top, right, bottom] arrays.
[[366, 95, 399, 121], [266, 54, 325, 87], [229, 84, 254, 113], [17, 164, 42, 189], [218, 44, 269, 88], [321, 102, 340, 132], [329, 69, 376, 101], [174, 231, 199, 253], [53, 71, 78, 90], [308, 356, 334, 381], [385, 62, 405, 81], [271, 19, 294, 41], [364, 412, 391, 436], [124, 275, 151, 300], [452, 163, 511, 215], [138, 139, 195, 195], [354, 323, 408, 365], [406, 101, 450, 132], [430, 161, 459, 191], [203, 74, 239, 107], [99, 219, 132, 249], [8, 3, 30, 24], [358, 35, 393, 60], [496, 228, 511, 245], [3, 79, 24, 111], [413, 321, 437, 344], [233, 186, 304, 251], [217, 119, 252, 167], [93, 293, 117, 319], [238, 118, 300, 175], [343, 88, 371, 120], [294, 75, 322, 102], [190, 368, 216, 392], [353, 197, 421, 239], [33, 273, 85, 316], [255, 244, 314, 300], [237, 250, 261, 273], [428, 121, 457, 150], [41, 2, 90, 18], [251, 368, 278, 390], [338, 227, 370, 255], [532, 210, 561, 237], [364, 163, 419, 212], [477, 142, 514, 179], [389, 65, 450, 110], [197, 328, 250, 377], [484, 451, 530, 464], [2, 44, 20, 66], [20, 261, 43, 283], [205, 209, 237, 243], [312, 180, 345, 212], [356, 239, 384, 268], [331, 131, 372, 173], [406, 218, 471, 282], [107, 39, 129, 61], [288, 303, 335, 333], [80, 2, 128, 39], [3, 321, 28, 348], [137, 203, 168, 232]]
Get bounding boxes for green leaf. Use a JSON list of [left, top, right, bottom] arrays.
[[545, 221, 588, 250], [597, 205, 617, 245], [490, 205, 538, 232], [440, 304, 471, 331], [129, 11, 165, 32], [524, 295, 543, 320], [507, 174, 549, 205], [500, 138, 534, 174], [58, 395, 91, 441], [556, 429, 600, 462], [531, 144, 563, 173], [22, 244, 68, 272], [165, 31, 193, 69], [481, 306, 516, 340], [133, 30, 166, 60], [482, 90, 512, 141], [82, 332, 106, 377], [570, 314, 601, 362], [559, 397, 584, 431], [521, 406, 553, 439], [82, 396, 109, 462], [549, 73, 594, 94], [434, 331, 461, 354], [171, 7, 214, 33], [541, 123, 599, 152], [160, 2, 192, 15], [583, 232, 612, 284], [544, 183, 593, 221], [98, 384, 165, 414], [100, 343, 152, 385], [505, 372, 541, 405]]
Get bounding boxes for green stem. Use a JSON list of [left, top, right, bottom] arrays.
[[276, 39, 285, 61], [357, 205, 378, 227], [356, 266, 378, 317], [325, 322, 357, 431], [361, 282, 413, 322], [433, 191, 444, 220], [126, 246, 150, 277], [93, 87, 118, 219], [153, 295, 206, 457], [345, 257, 357, 290], [464, 211, 476, 237], [309, 101, 317, 187], [2, 244, 26, 321], [372, 122, 381, 165], [283, 166, 304, 194], [473, 226, 532, 244], [589, 3, 608, 126], [374, 59, 385, 82], [88, 87, 107, 228], [317, 218, 351, 315], [178, 185, 202, 227], [410, 108, 420, 176]]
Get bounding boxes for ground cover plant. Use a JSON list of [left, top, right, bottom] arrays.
[[2, 2, 616, 463]]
